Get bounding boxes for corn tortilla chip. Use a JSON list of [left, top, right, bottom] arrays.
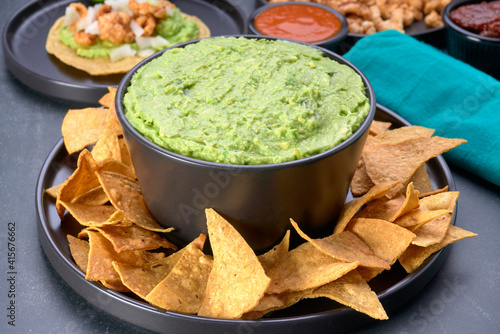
[[63, 202, 128, 227], [198, 209, 270, 319], [113, 249, 184, 299], [257, 230, 290, 274], [291, 220, 389, 270], [369, 120, 392, 136], [85, 230, 164, 292], [409, 165, 435, 194], [56, 150, 102, 219], [399, 225, 477, 273], [99, 87, 117, 108], [309, 270, 388, 320], [350, 156, 376, 196], [346, 218, 416, 281], [266, 241, 359, 294], [363, 136, 466, 197], [83, 224, 176, 253], [394, 208, 451, 232], [334, 181, 399, 234], [91, 122, 121, 163], [62, 108, 110, 154], [67, 235, 90, 273], [146, 235, 213, 314], [96, 170, 169, 232]]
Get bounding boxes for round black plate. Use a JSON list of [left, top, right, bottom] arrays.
[[36, 105, 455, 334], [2, 0, 246, 104]]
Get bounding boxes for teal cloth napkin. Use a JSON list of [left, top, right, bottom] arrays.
[[344, 30, 500, 187]]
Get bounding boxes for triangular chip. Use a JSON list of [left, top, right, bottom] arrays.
[[363, 136, 466, 197], [394, 208, 451, 232], [95, 170, 169, 232], [399, 225, 477, 273], [309, 269, 388, 320], [291, 220, 389, 270], [146, 235, 213, 314], [257, 230, 290, 274], [198, 209, 270, 319], [113, 249, 186, 299], [83, 224, 176, 253], [62, 108, 110, 154], [56, 150, 103, 219], [62, 202, 127, 227], [334, 181, 399, 234], [91, 122, 121, 163], [369, 120, 392, 136], [346, 218, 416, 281], [98, 87, 117, 108], [67, 235, 90, 273], [85, 230, 164, 292], [265, 241, 359, 294], [409, 165, 435, 194]]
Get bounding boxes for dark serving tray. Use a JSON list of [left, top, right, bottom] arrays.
[[2, 0, 246, 104], [35, 104, 455, 333]]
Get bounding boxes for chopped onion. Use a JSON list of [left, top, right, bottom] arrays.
[[105, 0, 133, 15], [109, 44, 137, 62], [166, 6, 174, 17], [85, 21, 100, 35], [64, 6, 80, 27], [138, 48, 155, 58], [135, 36, 170, 50], [130, 19, 144, 38], [75, 6, 97, 31]]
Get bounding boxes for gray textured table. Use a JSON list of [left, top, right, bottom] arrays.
[[1, 0, 499, 333]]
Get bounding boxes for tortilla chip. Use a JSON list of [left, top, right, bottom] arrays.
[[399, 225, 477, 273], [418, 185, 449, 198], [85, 230, 164, 292], [409, 165, 435, 194], [291, 220, 389, 270], [363, 136, 466, 197], [198, 209, 270, 319], [309, 270, 388, 320], [95, 170, 169, 232], [375, 125, 435, 143], [411, 192, 459, 246], [83, 224, 176, 253], [242, 289, 313, 319], [99, 87, 117, 108], [350, 156, 376, 196], [354, 192, 406, 221], [62, 108, 110, 154], [91, 122, 121, 163], [97, 158, 136, 180], [346, 218, 415, 281], [63, 202, 128, 227], [67, 235, 90, 273], [257, 230, 290, 274], [56, 150, 103, 218], [46, 14, 211, 76], [45, 184, 61, 199], [146, 235, 213, 314], [369, 120, 392, 136], [113, 249, 184, 299], [394, 208, 451, 232], [333, 181, 399, 234], [266, 241, 359, 294]]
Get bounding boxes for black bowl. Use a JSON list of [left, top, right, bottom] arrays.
[[248, 2, 348, 52], [443, 0, 500, 79], [115, 35, 376, 253]]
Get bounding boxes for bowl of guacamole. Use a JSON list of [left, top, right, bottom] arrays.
[[116, 36, 376, 252]]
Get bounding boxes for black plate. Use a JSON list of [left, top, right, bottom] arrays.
[[2, 0, 246, 104], [36, 105, 455, 334]]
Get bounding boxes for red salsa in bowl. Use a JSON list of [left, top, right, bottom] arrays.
[[249, 2, 347, 51]]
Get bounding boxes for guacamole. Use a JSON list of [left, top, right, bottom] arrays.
[[59, 8, 199, 58], [123, 37, 370, 165]]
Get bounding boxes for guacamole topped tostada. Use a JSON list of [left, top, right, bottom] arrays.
[[46, 0, 211, 75]]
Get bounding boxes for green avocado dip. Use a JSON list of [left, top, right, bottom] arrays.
[[59, 7, 198, 58], [123, 37, 370, 165]]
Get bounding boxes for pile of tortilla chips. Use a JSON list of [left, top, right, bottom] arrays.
[[48, 89, 477, 321]]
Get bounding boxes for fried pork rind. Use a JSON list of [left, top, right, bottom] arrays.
[[46, 13, 211, 75], [268, 0, 449, 34]]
